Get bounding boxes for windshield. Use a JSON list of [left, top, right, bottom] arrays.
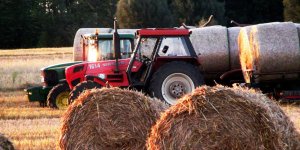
[[135, 37, 157, 60], [87, 39, 132, 61]]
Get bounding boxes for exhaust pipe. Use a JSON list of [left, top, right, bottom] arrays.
[[113, 17, 121, 73]]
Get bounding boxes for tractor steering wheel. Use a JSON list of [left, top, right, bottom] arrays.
[[141, 55, 151, 65]]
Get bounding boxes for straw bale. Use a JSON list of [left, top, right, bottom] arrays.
[[249, 22, 300, 80], [0, 134, 14, 150], [60, 88, 168, 150], [228, 27, 241, 69], [238, 26, 252, 83], [231, 85, 300, 149], [190, 26, 230, 72], [73, 28, 112, 61], [147, 86, 300, 150]]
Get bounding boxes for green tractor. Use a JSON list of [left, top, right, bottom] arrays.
[[25, 32, 135, 109]]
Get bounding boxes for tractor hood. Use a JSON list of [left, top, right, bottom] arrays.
[[41, 61, 83, 71], [65, 58, 142, 89], [40, 61, 83, 87]]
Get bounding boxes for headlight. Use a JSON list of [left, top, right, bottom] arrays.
[[87, 42, 98, 61], [98, 74, 106, 80], [40, 70, 45, 83]]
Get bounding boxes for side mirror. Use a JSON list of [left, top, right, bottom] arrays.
[[162, 45, 169, 54]]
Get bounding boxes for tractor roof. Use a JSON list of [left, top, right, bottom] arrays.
[[84, 33, 134, 39], [137, 28, 190, 37]]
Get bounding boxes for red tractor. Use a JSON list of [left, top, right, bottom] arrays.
[[65, 20, 205, 105]]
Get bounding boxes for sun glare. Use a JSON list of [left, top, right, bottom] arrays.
[[87, 45, 98, 62]]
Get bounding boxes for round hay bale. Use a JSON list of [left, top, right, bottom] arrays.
[[241, 22, 300, 82], [60, 88, 168, 150], [228, 27, 242, 69], [189, 26, 230, 72], [0, 134, 14, 150], [73, 28, 112, 61], [231, 85, 300, 149], [147, 86, 300, 150], [250, 22, 300, 81]]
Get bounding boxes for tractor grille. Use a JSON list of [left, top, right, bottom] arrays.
[[43, 70, 59, 86]]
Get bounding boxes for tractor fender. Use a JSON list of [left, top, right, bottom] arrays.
[[85, 75, 109, 87], [58, 79, 68, 84]]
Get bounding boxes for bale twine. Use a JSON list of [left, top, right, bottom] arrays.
[[60, 88, 168, 150], [238, 26, 253, 83], [0, 134, 14, 150], [228, 27, 242, 69], [190, 26, 230, 72], [147, 86, 300, 150], [73, 28, 112, 61]]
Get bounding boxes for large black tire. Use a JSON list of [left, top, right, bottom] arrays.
[[47, 83, 70, 109], [68, 81, 102, 104], [148, 61, 204, 105]]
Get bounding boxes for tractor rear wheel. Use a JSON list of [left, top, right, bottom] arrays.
[[149, 61, 204, 105], [47, 83, 70, 109], [68, 81, 102, 104]]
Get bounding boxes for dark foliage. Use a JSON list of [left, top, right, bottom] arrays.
[[0, 0, 295, 48]]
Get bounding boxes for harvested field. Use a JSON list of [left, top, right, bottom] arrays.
[[0, 47, 72, 91], [0, 48, 299, 150], [0, 91, 63, 149], [0, 48, 70, 149]]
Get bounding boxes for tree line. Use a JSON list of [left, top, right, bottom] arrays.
[[0, 0, 299, 49]]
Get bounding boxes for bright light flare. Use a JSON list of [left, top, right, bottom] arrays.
[[238, 28, 254, 83], [87, 45, 98, 62]]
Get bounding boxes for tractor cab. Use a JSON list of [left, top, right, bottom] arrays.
[[82, 32, 134, 62], [127, 29, 200, 87]]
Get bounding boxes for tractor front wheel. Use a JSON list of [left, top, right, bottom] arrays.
[[47, 83, 70, 109], [68, 81, 102, 104], [149, 61, 204, 105]]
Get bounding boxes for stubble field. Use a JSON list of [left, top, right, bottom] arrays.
[[0, 48, 299, 149], [0, 48, 71, 149]]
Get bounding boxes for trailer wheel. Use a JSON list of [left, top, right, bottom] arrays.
[[47, 83, 70, 109], [68, 81, 102, 104], [149, 61, 204, 105]]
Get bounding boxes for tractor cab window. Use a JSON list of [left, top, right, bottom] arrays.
[[137, 38, 157, 60], [87, 38, 132, 61], [98, 39, 132, 60], [158, 37, 190, 56]]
